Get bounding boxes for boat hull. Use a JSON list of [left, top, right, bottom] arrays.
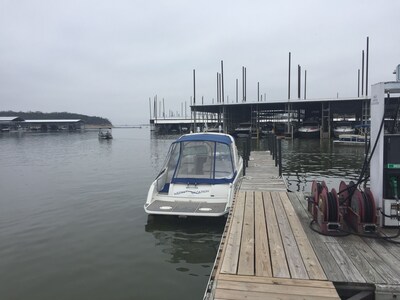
[[333, 128, 355, 138], [144, 167, 242, 217], [333, 134, 369, 146], [297, 129, 320, 139]]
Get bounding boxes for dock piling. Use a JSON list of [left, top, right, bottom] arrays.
[[274, 135, 278, 167], [278, 137, 282, 176]]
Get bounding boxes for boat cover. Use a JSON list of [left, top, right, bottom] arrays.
[[161, 134, 236, 185]]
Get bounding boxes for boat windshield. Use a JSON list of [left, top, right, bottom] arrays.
[[164, 140, 235, 184]]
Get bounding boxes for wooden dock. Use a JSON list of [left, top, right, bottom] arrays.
[[288, 191, 400, 299], [205, 151, 340, 299], [205, 150, 400, 299]]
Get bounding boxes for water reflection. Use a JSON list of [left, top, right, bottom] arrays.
[[145, 215, 224, 272], [282, 139, 366, 193]]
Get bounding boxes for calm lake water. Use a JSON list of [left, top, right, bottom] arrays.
[[0, 129, 366, 300]]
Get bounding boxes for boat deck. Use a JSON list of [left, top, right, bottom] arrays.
[[146, 199, 227, 215]]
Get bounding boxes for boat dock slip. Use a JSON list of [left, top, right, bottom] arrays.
[[205, 151, 340, 299], [206, 150, 400, 299], [240, 151, 287, 191]]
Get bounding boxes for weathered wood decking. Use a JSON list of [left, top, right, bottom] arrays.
[[288, 191, 400, 298], [206, 151, 340, 299], [206, 150, 400, 299]]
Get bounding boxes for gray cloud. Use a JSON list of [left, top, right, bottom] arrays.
[[1, 0, 399, 124]]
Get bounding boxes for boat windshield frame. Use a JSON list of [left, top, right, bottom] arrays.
[[161, 139, 236, 185]]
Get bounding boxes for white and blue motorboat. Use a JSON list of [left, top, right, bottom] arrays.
[[144, 133, 243, 217]]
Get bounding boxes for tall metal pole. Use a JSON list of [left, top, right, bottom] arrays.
[[288, 52, 291, 100], [221, 60, 224, 103], [257, 82, 260, 102], [304, 70, 307, 99], [236, 78, 238, 103], [366, 36, 369, 96], [218, 73, 222, 104], [361, 50, 365, 96], [154, 96, 157, 122], [358, 69, 360, 97], [216, 72, 219, 103], [242, 66, 245, 102], [162, 98, 165, 118], [193, 69, 196, 130], [149, 97, 151, 119], [297, 65, 301, 99], [244, 67, 247, 103]]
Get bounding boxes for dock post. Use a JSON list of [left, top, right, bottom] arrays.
[[274, 135, 278, 167], [268, 134, 272, 156], [243, 154, 246, 176], [242, 141, 249, 168], [269, 134, 275, 159], [273, 134, 277, 161], [246, 138, 250, 167], [278, 137, 282, 177]]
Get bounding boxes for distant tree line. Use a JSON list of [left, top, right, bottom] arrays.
[[0, 111, 112, 126]]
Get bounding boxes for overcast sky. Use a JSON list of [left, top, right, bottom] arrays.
[[1, 0, 399, 124]]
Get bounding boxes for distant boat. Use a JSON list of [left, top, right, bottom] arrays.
[[333, 121, 355, 137], [205, 124, 222, 133], [144, 133, 243, 217], [234, 122, 251, 138], [298, 121, 320, 139], [333, 134, 369, 146], [98, 128, 113, 139]]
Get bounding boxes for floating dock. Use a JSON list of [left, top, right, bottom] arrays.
[[205, 150, 400, 300]]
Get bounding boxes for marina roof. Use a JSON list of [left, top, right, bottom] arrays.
[[24, 119, 83, 123], [153, 118, 193, 124], [193, 96, 370, 107]]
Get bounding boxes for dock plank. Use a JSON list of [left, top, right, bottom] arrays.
[[337, 235, 386, 284], [271, 191, 308, 279], [362, 238, 400, 278], [216, 279, 339, 298], [220, 191, 245, 274], [237, 191, 254, 276], [279, 191, 327, 280], [287, 192, 346, 282], [218, 274, 336, 288], [254, 192, 272, 277], [325, 242, 365, 283], [263, 191, 290, 278]]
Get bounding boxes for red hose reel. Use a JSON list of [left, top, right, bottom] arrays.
[[309, 180, 377, 234], [310, 181, 341, 233]]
